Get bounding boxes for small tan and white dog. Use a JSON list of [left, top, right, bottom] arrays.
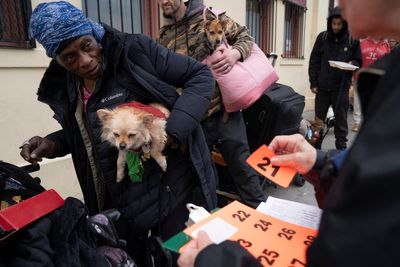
[[204, 19, 227, 51], [97, 102, 170, 183], [203, 15, 237, 51]]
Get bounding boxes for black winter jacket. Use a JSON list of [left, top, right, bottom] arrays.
[[194, 46, 400, 267], [308, 7, 362, 91], [36, 25, 217, 234]]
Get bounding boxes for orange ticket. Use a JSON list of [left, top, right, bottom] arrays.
[[246, 144, 297, 188], [183, 201, 317, 267]]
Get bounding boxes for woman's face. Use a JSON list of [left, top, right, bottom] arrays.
[[339, 0, 400, 39], [56, 35, 103, 80]]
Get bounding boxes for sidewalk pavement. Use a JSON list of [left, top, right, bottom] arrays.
[[263, 109, 358, 206]]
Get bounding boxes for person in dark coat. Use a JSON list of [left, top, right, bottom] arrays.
[[19, 1, 217, 266], [177, 0, 400, 266], [309, 6, 362, 150]]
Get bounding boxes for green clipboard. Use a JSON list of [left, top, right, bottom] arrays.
[[162, 231, 192, 253], [162, 207, 219, 253]]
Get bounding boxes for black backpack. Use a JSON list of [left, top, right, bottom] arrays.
[[0, 161, 45, 210], [243, 83, 305, 152]]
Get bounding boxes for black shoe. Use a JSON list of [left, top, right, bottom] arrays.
[[293, 174, 305, 187], [335, 141, 347, 151]]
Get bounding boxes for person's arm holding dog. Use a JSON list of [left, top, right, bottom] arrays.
[[134, 34, 214, 144], [210, 14, 254, 74]]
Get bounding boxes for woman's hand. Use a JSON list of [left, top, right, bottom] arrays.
[[19, 136, 56, 164], [177, 231, 214, 267], [269, 134, 317, 174]]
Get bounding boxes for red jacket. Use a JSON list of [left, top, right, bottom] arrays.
[[360, 38, 390, 67], [353, 38, 390, 80]]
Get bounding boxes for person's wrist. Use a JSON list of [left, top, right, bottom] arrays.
[[232, 48, 242, 62], [313, 150, 327, 170], [45, 138, 58, 158]]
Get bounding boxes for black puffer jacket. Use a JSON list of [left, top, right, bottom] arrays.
[[308, 7, 362, 91], [36, 25, 217, 234]]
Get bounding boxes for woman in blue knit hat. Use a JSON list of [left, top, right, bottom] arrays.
[[20, 1, 217, 266]]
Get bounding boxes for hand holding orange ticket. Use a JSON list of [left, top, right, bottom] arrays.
[[182, 201, 317, 267], [246, 145, 297, 188]]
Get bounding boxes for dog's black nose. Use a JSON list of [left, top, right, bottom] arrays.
[[119, 143, 127, 150]]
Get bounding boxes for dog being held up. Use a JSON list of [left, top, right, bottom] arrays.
[[203, 13, 238, 52], [97, 102, 170, 183]]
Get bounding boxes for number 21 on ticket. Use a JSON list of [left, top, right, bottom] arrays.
[[246, 145, 297, 188]]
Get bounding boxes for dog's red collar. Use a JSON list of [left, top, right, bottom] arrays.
[[118, 101, 166, 119]]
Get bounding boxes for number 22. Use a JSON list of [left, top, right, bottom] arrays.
[[232, 210, 251, 222]]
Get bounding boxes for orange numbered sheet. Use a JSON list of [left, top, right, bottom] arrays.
[[183, 201, 317, 267], [246, 144, 297, 188]]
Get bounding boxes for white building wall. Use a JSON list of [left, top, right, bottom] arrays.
[[204, 0, 246, 25], [0, 0, 83, 199]]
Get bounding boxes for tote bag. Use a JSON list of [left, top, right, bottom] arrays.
[[202, 7, 279, 112]]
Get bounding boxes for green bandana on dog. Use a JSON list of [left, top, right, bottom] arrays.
[[126, 151, 143, 183]]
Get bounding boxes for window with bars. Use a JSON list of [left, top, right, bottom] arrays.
[[246, 0, 276, 54], [82, 0, 159, 38], [282, 1, 306, 58], [0, 0, 35, 48]]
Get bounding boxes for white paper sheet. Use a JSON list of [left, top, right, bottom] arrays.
[[328, 60, 359, 71], [256, 196, 322, 230], [191, 217, 238, 244]]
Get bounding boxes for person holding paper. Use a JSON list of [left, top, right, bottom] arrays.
[[178, 0, 400, 266], [309, 6, 362, 150]]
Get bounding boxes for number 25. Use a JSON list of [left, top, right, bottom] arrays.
[[257, 249, 279, 265]]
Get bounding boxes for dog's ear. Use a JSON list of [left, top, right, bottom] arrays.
[[220, 20, 229, 31], [142, 114, 154, 127], [204, 20, 212, 29], [97, 109, 112, 123]]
